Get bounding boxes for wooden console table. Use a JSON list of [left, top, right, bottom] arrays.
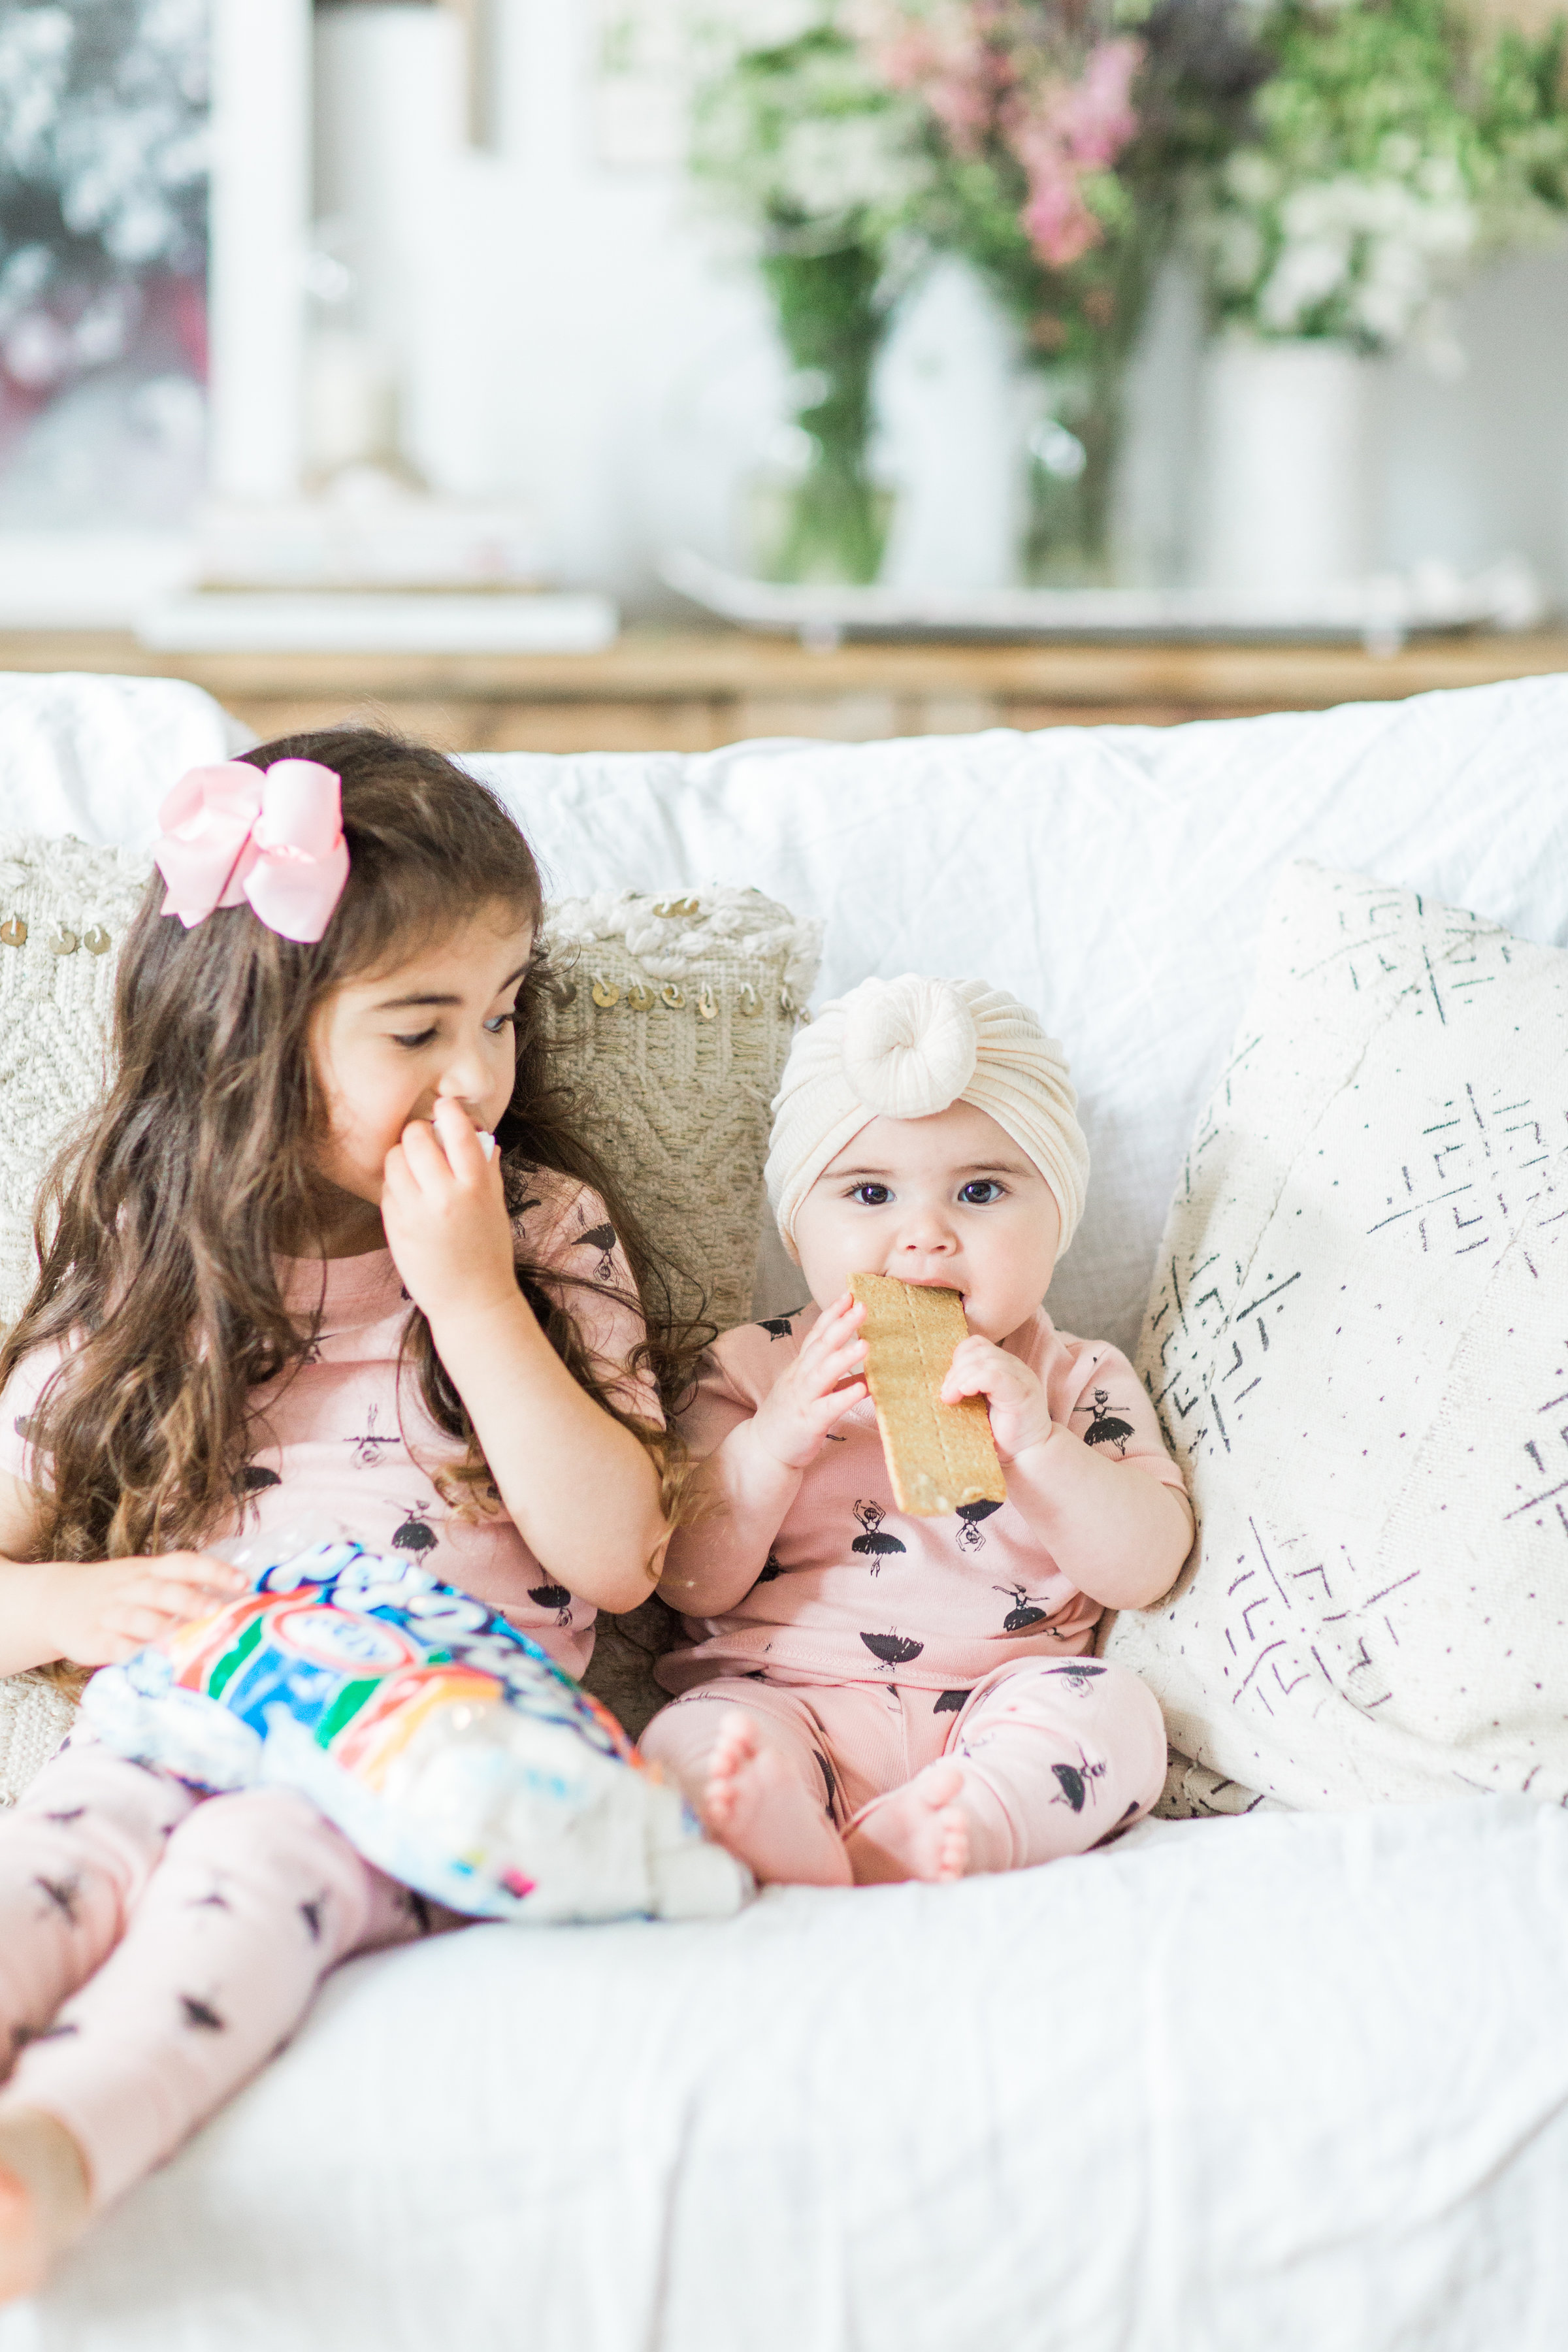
[[3, 625, 1565, 754]]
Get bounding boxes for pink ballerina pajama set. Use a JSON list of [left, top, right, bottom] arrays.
[[640, 1305, 1175, 1870], [0, 1178, 649, 2212]]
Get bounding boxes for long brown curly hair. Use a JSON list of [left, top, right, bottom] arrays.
[[2, 729, 707, 1642]]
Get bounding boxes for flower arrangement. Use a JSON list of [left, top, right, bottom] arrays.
[[1196, 0, 1568, 361], [689, 20, 930, 582], [693, 1, 1268, 583]]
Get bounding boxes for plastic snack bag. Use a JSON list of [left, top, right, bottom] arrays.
[[79, 1526, 749, 1925]]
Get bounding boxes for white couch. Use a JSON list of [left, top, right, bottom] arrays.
[[3, 671, 1568, 2352]]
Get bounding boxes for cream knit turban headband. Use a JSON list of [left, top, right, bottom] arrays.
[[764, 974, 1089, 1263]]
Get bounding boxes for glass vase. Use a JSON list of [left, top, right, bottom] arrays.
[[745, 241, 893, 587], [1021, 355, 1126, 587]]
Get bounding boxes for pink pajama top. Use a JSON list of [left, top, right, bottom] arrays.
[[0, 1173, 655, 1682], [658, 1303, 1186, 1696]]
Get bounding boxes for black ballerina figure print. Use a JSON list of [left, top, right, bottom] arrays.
[[955, 1497, 1004, 1554], [529, 1578, 574, 1625], [391, 1500, 438, 1560], [755, 1553, 784, 1584], [1049, 1744, 1108, 1815], [576, 1221, 618, 1282], [347, 1403, 397, 1469], [1047, 1659, 1107, 1691], [757, 1316, 795, 1341], [995, 1582, 1049, 1634], [859, 1630, 924, 1673], [233, 1460, 280, 1511], [851, 1500, 906, 1571], [1077, 1387, 1135, 1457]]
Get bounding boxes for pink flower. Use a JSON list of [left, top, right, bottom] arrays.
[[847, 0, 1000, 156], [1004, 37, 1142, 269], [1058, 37, 1141, 172]]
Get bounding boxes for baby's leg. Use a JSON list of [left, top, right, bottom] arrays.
[[641, 1687, 851, 1887], [0, 1782, 434, 2292], [848, 1659, 1166, 1882]]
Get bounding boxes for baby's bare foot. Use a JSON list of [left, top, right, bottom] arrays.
[[0, 2106, 91, 2304], [845, 1761, 973, 1886], [703, 1710, 851, 1887]]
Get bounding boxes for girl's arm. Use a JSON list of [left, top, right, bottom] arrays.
[[660, 1296, 868, 1618], [381, 1109, 668, 1614], [943, 1337, 1193, 1612], [0, 1467, 244, 1676]]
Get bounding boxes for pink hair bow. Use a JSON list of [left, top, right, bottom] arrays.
[[152, 759, 350, 944]]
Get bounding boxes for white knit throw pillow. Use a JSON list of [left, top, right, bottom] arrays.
[[0, 840, 821, 1785], [1103, 860, 1568, 1812]]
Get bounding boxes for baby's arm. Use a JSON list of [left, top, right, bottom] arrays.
[[381, 1105, 667, 1614], [943, 1339, 1192, 1611], [660, 1295, 868, 1617], [0, 1467, 244, 1676]]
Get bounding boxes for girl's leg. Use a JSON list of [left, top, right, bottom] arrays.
[[0, 1744, 200, 2297], [0, 1782, 437, 2275], [845, 1658, 1167, 1883], [641, 1685, 852, 1887], [0, 1743, 197, 2073]]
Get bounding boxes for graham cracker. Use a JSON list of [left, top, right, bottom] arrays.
[[849, 1273, 1007, 1519]]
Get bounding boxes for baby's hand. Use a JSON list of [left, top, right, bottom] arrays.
[[381, 1100, 517, 1330], [749, 1294, 868, 1473], [45, 1552, 246, 1667], [941, 1337, 1054, 1462]]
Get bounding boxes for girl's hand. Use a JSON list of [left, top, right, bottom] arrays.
[[381, 1100, 517, 1329], [941, 1337, 1054, 1462], [748, 1294, 868, 1473], [44, 1552, 246, 1667]]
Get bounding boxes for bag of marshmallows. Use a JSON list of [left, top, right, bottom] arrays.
[[80, 1527, 749, 1925]]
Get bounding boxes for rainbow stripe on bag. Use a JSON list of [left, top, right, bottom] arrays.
[[79, 1536, 675, 1919]]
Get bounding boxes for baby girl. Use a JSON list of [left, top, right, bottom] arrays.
[[642, 974, 1192, 1887]]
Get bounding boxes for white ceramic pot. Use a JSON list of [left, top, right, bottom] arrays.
[[1195, 336, 1372, 602]]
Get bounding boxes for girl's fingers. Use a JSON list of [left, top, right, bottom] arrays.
[[431, 1100, 493, 1177], [397, 1119, 451, 1190], [381, 1142, 415, 1205], [171, 1554, 246, 1595]]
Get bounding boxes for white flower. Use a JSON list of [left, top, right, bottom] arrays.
[[1258, 231, 1352, 329], [775, 110, 919, 219], [0, 7, 71, 176], [1225, 151, 1281, 206]]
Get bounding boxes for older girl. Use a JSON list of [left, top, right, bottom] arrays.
[[0, 732, 693, 2297]]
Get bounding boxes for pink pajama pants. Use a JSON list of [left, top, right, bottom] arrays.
[[0, 1738, 442, 2212], [641, 1656, 1168, 1874]]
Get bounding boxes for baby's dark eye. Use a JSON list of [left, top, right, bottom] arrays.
[[959, 1180, 1005, 1206], [851, 1183, 892, 1207]]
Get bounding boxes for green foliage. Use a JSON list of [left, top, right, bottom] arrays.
[[1197, 0, 1568, 351]]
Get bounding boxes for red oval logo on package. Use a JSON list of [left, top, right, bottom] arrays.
[[268, 1604, 419, 1676]]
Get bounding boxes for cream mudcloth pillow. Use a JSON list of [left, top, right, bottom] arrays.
[[1103, 860, 1568, 1813], [0, 838, 820, 1792]]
